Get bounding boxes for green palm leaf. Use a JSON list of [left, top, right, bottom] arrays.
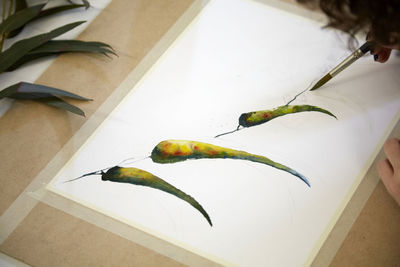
[[0, 21, 85, 73], [6, 0, 28, 38], [68, 0, 90, 9], [6, 40, 116, 71], [31, 40, 115, 54], [0, 82, 91, 116], [7, 0, 86, 38], [7, 4, 87, 39], [0, 82, 92, 100], [15, 0, 28, 12], [37, 95, 86, 116], [0, 0, 108, 117], [6, 92, 85, 116], [37, 4, 87, 19], [0, 4, 45, 35]]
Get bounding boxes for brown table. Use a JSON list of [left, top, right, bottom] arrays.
[[0, 0, 399, 266]]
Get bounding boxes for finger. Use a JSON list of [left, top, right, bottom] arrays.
[[374, 47, 392, 63], [377, 159, 396, 195], [377, 158, 394, 180], [376, 48, 392, 63], [370, 45, 392, 63], [383, 138, 400, 171]]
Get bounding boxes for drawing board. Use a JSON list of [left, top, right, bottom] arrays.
[[46, 0, 400, 266]]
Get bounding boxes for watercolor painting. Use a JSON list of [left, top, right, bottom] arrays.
[[239, 105, 336, 127], [151, 139, 310, 187], [216, 104, 336, 137], [66, 166, 213, 226], [67, 137, 310, 226]]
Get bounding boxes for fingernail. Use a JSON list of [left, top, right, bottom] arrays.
[[374, 54, 379, 61]]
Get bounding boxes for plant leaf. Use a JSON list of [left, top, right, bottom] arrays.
[[5, 52, 56, 71], [31, 40, 114, 54], [0, 4, 45, 36], [28, 40, 115, 57], [36, 4, 86, 20], [0, 21, 85, 73], [0, 82, 92, 101], [15, 0, 28, 11], [5, 40, 116, 71], [7, 3, 87, 39], [67, 0, 91, 9], [4, 92, 86, 116], [6, 92, 60, 100], [7, 0, 28, 38], [83, 0, 91, 9], [6, 93, 85, 116], [0, 83, 88, 117], [36, 95, 86, 116]]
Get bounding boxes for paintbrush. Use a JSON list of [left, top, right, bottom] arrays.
[[310, 41, 374, 91]]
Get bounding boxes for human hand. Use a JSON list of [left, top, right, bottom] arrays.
[[377, 138, 400, 205], [367, 33, 399, 63], [371, 45, 393, 63]]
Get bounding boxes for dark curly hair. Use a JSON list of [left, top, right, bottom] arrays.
[[297, 0, 400, 46]]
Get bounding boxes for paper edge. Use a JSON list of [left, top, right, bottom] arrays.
[[304, 109, 400, 266]]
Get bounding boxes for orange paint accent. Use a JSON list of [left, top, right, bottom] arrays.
[[208, 150, 218, 156], [263, 113, 271, 118], [174, 150, 183, 156]]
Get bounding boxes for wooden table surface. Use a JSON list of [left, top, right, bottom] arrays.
[[0, 0, 399, 266]]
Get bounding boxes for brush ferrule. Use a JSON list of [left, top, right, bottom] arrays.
[[330, 49, 364, 77]]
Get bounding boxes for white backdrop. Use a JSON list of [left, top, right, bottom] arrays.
[[49, 0, 400, 266]]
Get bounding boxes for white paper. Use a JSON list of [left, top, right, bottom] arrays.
[[48, 0, 400, 266]]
